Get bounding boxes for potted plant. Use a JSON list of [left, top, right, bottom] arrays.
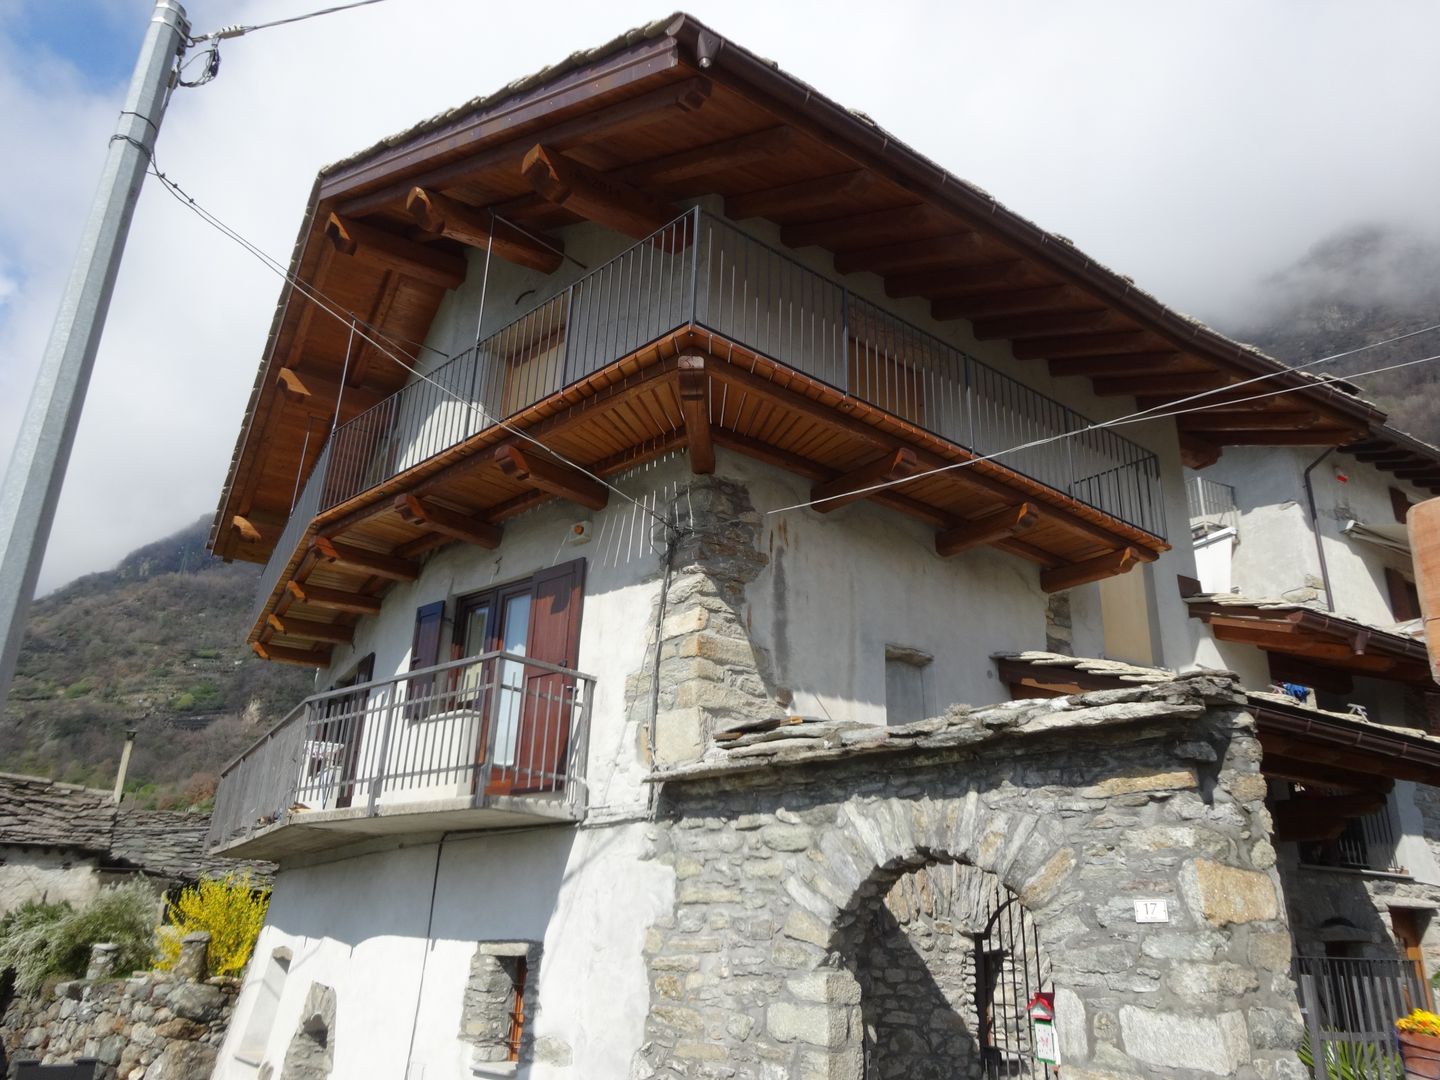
[[1397, 1009, 1440, 1078]]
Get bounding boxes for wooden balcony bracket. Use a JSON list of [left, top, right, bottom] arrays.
[[324, 213, 466, 291], [275, 367, 383, 423], [1040, 547, 1146, 593], [494, 443, 609, 511], [405, 188, 563, 273], [935, 502, 1040, 558], [394, 494, 503, 549], [312, 537, 419, 581], [677, 356, 715, 475], [810, 448, 918, 513]]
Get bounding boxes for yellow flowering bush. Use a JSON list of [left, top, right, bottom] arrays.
[[1397, 1009, 1440, 1037], [156, 871, 270, 978]]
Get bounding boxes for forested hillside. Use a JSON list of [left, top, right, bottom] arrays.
[[0, 517, 313, 807]]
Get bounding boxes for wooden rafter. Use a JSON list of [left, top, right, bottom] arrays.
[[1260, 752, 1391, 793], [287, 580, 382, 615], [1046, 353, 1188, 379], [1092, 373, 1228, 397], [394, 494, 502, 549], [252, 641, 330, 668], [275, 367, 383, 422], [1012, 332, 1154, 361], [1040, 547, 1145, 593], [972, 309, 1122, 342], [324, 213, 465, 290], [1185, 427, 1363, 447], [405, 188, 563, 273], [781, 204, 944, 251], [1185, 411, 1322, 432], [726, 170, 874, 221], [522, 144, 681, 242], [312, 537, 419, 581], [677, 356, 714, 475], [935, 503, 1040, 558], [615, 126, 794, 189], [809, 448, 918, 513], [267, 614, 354, 646], [494, 444, 609, 510], [890, 262, 1029, 302], [1269, 791, 1389, 843], [834, 233, 988, 277]]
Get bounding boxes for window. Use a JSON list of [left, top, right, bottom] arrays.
[[462, 942, 541, 1066], [1386, 567, 1422, 622], [885, 645, 932, 726]]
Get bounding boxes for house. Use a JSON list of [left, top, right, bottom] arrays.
[[200, 14, 1440, 1078]]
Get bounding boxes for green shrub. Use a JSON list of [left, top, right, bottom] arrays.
[[157, 872, 270, 978], [0, 882, 159, 996]]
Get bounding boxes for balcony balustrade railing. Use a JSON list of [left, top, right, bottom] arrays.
[[208, 652, 595, 851], [254, 209, 1167, 618], [1186, 475, 1238, 523]]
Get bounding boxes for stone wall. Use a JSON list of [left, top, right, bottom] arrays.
[[637, 674, 1305, 1079], [1, 969, 236, 1079]]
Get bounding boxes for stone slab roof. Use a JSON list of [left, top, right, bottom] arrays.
[[1185, 590, 1426, 643]]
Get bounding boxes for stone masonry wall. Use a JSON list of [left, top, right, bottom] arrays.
[[636, 675, 1305, 1080], [1, 969, 236, 1079]]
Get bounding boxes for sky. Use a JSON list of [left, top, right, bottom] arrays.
[[3, 0, 1440, 594]]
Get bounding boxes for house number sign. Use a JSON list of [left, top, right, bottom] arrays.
[[1133, 898, 1170, 923]]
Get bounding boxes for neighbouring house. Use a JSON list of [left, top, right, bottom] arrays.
[[199, 14, 1440, 1078], [0, 772, 264, 916]]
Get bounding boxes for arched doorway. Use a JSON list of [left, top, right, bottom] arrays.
[[842, 861, 1052, 1080]]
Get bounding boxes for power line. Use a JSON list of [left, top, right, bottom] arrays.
[[146, 162, 678, 536], [190, 0, 396, 42]]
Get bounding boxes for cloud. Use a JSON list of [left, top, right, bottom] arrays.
[[4, 0, 1440, 594]]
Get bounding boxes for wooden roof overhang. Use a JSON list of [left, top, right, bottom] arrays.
[[1188, 600, 1434, 687], [1343, 424, 1440, 495], [210, 13, 1387, 568], [995, 654, 1440, 841], [251, 334, 1171, 666]]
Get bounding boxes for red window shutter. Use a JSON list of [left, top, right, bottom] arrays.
[[408, 601, 446, 715], [514, 559, 585, 791], [1386, 568, 1421, 622]]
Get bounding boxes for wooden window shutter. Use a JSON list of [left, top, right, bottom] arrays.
[[1385, 568, 1421, 622], [513, 559, 585, 791], [1390, 487, 1414, 525], [408, 601, 446, 715]]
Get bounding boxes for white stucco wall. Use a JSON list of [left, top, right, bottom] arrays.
[[212, 822, 673, 1079]]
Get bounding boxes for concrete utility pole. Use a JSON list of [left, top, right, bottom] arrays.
[[0, 0, 190, 709]]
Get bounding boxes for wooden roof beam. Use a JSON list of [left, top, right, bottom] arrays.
[[834, 232, 988, 277], [230, 514, 280, 545], [1260, 752, 1392, 793], [394, 495, 502, 549], [973, 309, 1126, 342], [286, 580, 382, 615], [494, 444, 609, 510], [677, 356, 715, 475], [267, 614, 354, 646], [405, 188, 562, 273], [890, 261, 1029, 302], [1191, 427, 1364, 447], [810, 448, 919, 512], [1186, 411, 1322, 432], [1012, 332, 1156, 361], [1092, 373, 1230, 397], [522, 144, 681, 243], [935, 502, 1039, 558], [275, 368, 384, 422], [324, 213, 466, 290], [252, 641, 331, 668], [934, 284, 1094, 320], [1047, 352, 1188, 379], [781, 204, 945, 251], [312, 537, 419, 582], [1178, 433, 1223, 470], [614, 126, 795, 189], [726, 170, 874, 222], [1040, 547, 1144, 593], [1270, 791, 1388, 843]]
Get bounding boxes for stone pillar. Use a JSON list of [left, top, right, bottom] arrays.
[[647, 476, 784, 768], [175, 930, 211, 982], [85, 942, 119, 980]]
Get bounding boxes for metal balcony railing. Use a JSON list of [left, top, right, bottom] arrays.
[[254, 209, 1167, 617], [1185, 475, 1237, 523], [208, 652, 595, 851], [1294, 954, 1428, 1075]]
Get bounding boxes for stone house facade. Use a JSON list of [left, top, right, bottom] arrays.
[[196, 13, 1440, 1079]]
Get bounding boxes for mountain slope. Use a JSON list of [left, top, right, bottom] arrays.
[[1, 517, 314, 805]]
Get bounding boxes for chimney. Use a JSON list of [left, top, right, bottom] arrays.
[[112, 730, 136, 804], [1409, 498, 1440, 685]]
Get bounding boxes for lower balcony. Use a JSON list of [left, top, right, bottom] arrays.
[[208, 653, 594, 860]]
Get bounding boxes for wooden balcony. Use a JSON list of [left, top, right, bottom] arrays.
[[248, 210, 1171, 666], [208, 653, 594, 860]]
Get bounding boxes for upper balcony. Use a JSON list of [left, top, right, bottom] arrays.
[[246, 210, 1175, 663], [208, 652, 594, 859]]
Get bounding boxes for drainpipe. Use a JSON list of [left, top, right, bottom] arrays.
[[1302, 449, 1337, 613]]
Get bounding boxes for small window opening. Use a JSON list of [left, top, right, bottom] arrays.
[[885, 645, 932, 726], [504, 955, 528, 1062]]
